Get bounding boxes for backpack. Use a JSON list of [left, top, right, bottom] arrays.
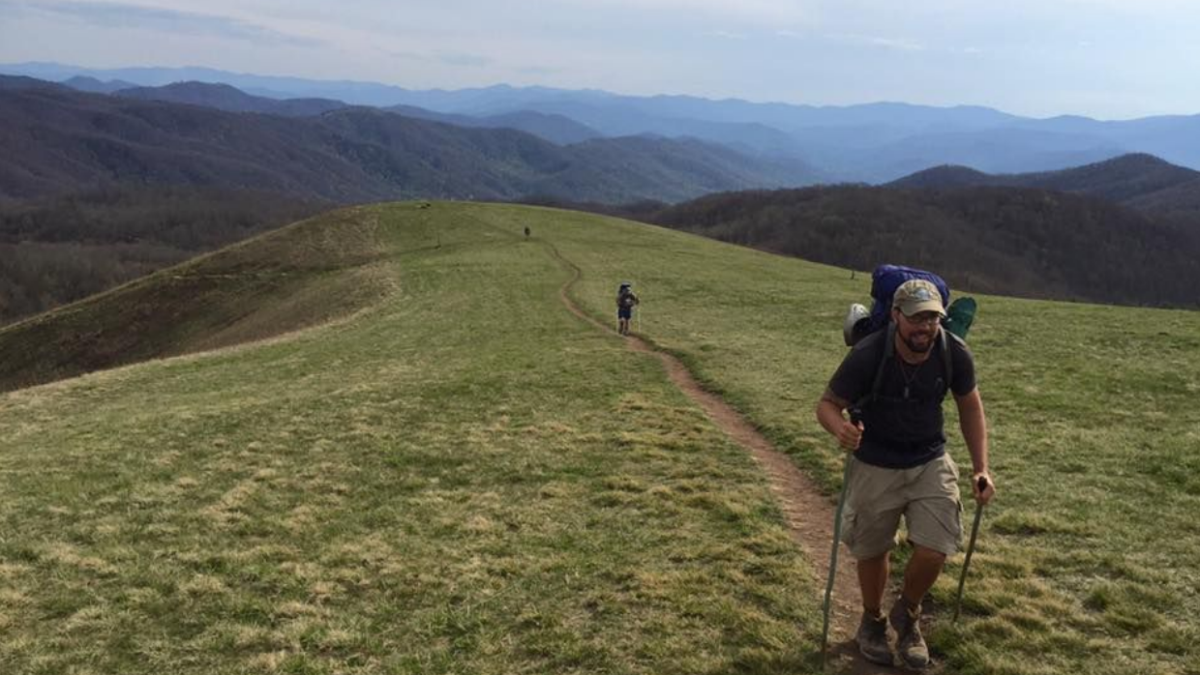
[[618, 284, 636, 309], [846, 265, 975, 345], [865, 265, 951, 335]]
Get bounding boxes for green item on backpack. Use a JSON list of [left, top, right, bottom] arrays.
[[943, 297, 977, 341]]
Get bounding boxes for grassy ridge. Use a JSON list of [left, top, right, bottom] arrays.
[[0, 203, 816, 674], [550, 206, 1200, 675], [2, 201, 1198, 674], [0, 206, 390, 392]]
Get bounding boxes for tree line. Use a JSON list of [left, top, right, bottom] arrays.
[[0, 185, 326, 325]]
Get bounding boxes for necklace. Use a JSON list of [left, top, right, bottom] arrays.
[[898, 356, 921, 399]]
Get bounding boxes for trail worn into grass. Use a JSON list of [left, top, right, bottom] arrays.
[[548, 243, 911, 674]]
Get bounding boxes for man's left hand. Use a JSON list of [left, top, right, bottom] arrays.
[[972, 472, 995, 505]]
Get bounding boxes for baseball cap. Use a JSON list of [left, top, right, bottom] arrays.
[[892, 279, 946, 317]]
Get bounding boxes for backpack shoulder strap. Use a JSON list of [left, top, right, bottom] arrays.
[[942, 329, 967, 395], [941, 326, 952, 390], [852, 322, 895, 412]]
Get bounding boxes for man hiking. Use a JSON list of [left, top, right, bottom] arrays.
[[616, 282, 639, 335], [815, 279, 995, 669]]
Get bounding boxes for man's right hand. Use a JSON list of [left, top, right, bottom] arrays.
[[836, 419, 864, 452]]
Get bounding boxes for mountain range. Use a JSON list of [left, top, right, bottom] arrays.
[[3, 64, 1200, 322], [0, 77, 818, 204], [5, 62, 1200, 182]]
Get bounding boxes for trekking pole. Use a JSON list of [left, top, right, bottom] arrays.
[[953, 476, 990, 623], [821, 408, 861, 668]]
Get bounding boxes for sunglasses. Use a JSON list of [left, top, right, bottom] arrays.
[[901, 312, 942, 326]]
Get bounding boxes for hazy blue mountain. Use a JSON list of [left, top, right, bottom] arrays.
[[77, 78, 594, 141], [0, 83, 820, 204], [4, 62, 1200, 179], [829, 128, 1127, 183], [1101, 115, 1200, 171], [0, 64, 1029, 160], [1009, 113, 1200, 171], [114, 81, 346, 116], [501, 97, 1024, 135], [62, 76, 139, 94], [1, 62, 411, 104], [386, 104, 602, 145], [457, 97, 812, 158], [0, 74, 67, 92]]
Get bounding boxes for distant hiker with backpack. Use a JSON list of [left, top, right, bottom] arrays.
[[816, 278, 995, 670], [616, 282, 639, 335]]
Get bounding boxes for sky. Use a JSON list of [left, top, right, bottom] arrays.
[[1, 0, 1198, 119]]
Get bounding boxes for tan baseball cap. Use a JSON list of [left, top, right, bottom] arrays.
[[892, 279, 946, 317]]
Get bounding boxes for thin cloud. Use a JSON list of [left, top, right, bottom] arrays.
[[21, 0, 324, 47], [382, 49, 425, 62], [556, 0, 812, 25], [700, 30, 748, 40], [833, 33, 925, 52], [436, 52, 492, 68], [376, 49, 492, 68]]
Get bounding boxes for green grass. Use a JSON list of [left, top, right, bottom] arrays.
[[551, 206, 1200, 675], [0, 203, 816, 674], [2, 201, 1199, 674]]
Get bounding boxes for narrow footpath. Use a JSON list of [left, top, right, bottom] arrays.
[[547, 243, 938, 675]]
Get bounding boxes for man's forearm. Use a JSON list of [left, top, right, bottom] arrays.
[[962, 416, 988, 474], [956, 389, 989, 474], [816, 388, 851, 437], [816, 398, 846, 436]]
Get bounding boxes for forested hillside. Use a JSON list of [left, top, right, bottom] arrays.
[[890, 154, 1200, 228], [545, 184, 1200, 309]]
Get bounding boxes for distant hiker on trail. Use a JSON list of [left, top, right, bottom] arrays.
[[815, 279, 995, 670], [616, 282, 639, 335]]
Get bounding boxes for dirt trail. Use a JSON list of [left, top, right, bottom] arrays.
[[545, 244, 928, 674]]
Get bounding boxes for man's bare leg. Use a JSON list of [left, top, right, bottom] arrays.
[[857, 552, 890, 614], [901, 545, 945, 606]]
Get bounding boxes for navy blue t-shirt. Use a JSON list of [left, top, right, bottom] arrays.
[[828, 329, 976, 469]]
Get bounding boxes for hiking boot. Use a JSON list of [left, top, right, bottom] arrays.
[[889, 597, 930, 670], [855, 610, 893, 665]]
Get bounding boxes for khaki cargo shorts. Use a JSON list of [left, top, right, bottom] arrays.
[[840, 452, 963, 560]]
